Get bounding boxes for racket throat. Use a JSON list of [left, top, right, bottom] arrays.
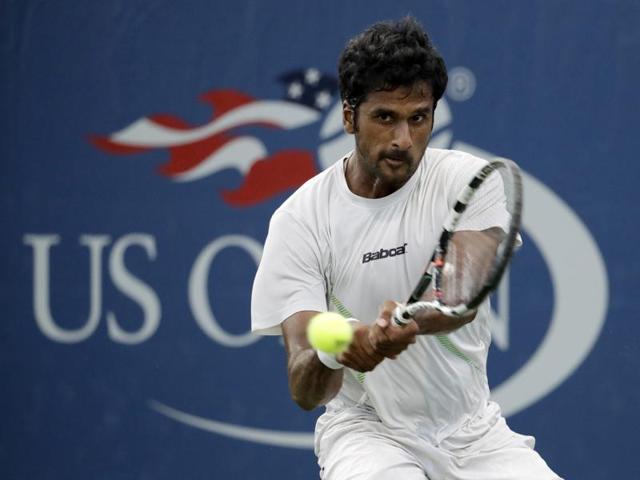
[[433, 246, 446, 305]]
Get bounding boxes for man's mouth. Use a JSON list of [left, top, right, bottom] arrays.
[[381, 154, 410, 167]]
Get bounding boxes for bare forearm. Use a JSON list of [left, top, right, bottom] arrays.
[[288, 348, 343, 410], [413, 309, 476, 334]]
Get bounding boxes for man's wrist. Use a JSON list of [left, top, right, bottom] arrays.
[[316, 350, 343, 369], [315, 317, 358, 370]]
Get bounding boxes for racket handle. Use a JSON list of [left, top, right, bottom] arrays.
[[392, 304, 412, 326]]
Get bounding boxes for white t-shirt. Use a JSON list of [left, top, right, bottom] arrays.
[[251, 148, 509, 446]]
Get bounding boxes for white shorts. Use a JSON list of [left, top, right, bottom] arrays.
[[316, 402, 562, 480]]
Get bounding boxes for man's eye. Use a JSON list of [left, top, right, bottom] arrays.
[[376, 113, 393, 122], [412, 115, 426, 123]]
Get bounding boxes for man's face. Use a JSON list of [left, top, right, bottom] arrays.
[[344, 82, 434, 197]]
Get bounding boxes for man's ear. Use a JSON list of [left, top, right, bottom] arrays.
[[343, 100, 355, 134]]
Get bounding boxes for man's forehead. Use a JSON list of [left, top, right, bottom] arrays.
[[363, 82, 434, 109]]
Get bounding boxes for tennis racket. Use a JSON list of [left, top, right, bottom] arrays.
[[393, 157, 523, 324]]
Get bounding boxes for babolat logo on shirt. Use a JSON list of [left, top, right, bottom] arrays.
[[362, 243, 408, 264]]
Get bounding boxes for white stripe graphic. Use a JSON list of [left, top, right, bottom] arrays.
[[149, 399, 315, 449], [110, 101, 320, 148]]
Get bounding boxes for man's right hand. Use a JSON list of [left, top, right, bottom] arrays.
[[337, 301, 419, 371], [336, 322, 385, 372]]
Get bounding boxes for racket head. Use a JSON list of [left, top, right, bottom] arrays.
[[406, 157, 523, 317]]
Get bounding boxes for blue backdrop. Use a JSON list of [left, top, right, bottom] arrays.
[[2, 1, 638, 478]]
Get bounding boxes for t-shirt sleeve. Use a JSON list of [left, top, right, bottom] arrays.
[[449, 157, 509, 232], [448, 155, 523, 247], [251, 209, 328, 336]]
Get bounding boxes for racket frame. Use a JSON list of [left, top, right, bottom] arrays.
[[394, 158, 523, 325]]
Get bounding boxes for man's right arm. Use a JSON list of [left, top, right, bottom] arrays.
[[282, 311, 344, 411]]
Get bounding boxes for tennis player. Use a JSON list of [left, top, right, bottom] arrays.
[[252, 17, 561, 480]]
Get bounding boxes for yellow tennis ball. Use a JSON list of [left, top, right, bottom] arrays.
[[307, 312, 353, 354]]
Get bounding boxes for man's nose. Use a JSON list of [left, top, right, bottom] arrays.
[[391, 121, 412, 151]]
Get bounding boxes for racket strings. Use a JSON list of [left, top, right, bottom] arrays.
[[420, 163, 519, 309], [435, 229, 502, 306]]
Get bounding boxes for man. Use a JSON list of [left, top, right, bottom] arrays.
[[252, 17, 561, 480]]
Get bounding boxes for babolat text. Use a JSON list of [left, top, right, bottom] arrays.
[[362, 243, 408, 264]]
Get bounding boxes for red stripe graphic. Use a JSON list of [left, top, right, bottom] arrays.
[[88, 135, 151, 155], [222, 150, 316, 206], [158, 133, 236, 176], [199, 90, 255, 118]]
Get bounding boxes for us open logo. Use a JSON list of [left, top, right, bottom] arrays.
[[25, 66, 609, 449]]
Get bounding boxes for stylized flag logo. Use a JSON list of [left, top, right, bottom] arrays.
[[90, 69, 339, 206]]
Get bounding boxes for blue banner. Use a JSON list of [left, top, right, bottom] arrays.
[[2, 1, 638, 478]]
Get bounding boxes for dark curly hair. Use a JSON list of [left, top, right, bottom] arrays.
[[338, 17, 447, 109]]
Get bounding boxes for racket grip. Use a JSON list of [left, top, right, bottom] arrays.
[[392, 304, 412, 326]]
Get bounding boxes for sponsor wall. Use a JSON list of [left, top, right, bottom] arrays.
[[2, 1, 638, 478]]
